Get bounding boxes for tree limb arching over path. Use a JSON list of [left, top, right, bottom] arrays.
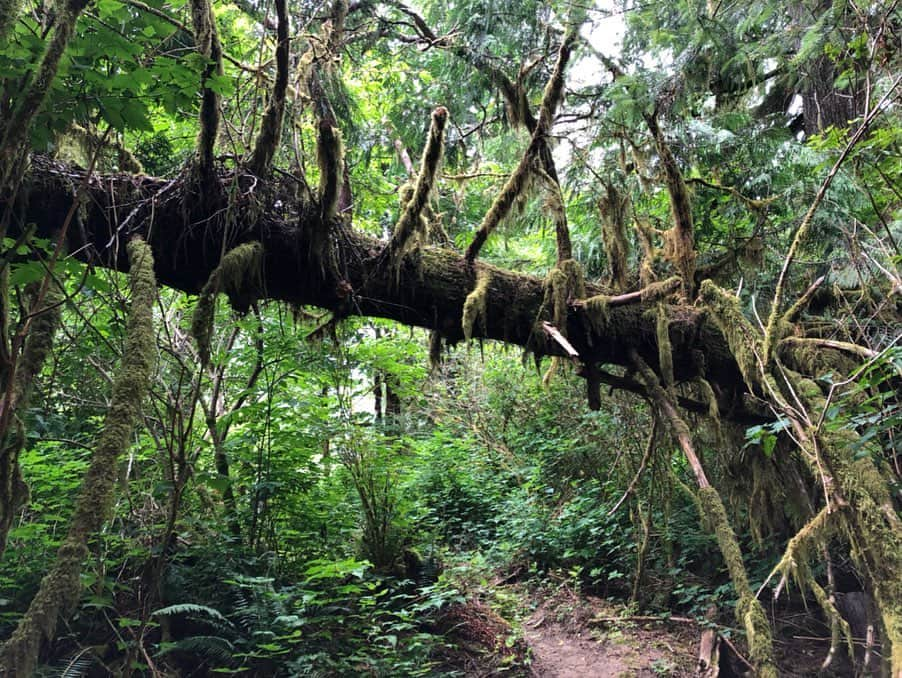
[[0, 0, 900, 674]]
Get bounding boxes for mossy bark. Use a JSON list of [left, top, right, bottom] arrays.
[[696, 487, 778, 677], [247, 0, 289, 176], [389, 107, 447, 260], [701, 278, 902, 674], [189, 0, 223, 175], [0, 238, 156, 676], [632, 352, 777, 677]]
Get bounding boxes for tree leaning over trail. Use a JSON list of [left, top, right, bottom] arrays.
[[0, 0, 899, 674], [0, 238, 157, 676]]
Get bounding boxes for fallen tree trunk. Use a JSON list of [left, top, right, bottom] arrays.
[[19, 156, 760, 418]]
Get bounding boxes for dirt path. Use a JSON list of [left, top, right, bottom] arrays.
[[523, 596, 698, 677]]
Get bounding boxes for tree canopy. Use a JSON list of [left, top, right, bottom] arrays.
[[0, 0, 899, 675]]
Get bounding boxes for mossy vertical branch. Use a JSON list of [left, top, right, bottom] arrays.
[[316, 120, 344, 223], [599, 183, 631, 292], [644, 111, 696, 301], [466, 31, 577, 264], [0, 0, 89, 185], [388, 107, 447, 260], [190, 0, 223, 175], [247, 0, 289, 176], [631, 351, 777, 677], [0, 237, 156, 677]]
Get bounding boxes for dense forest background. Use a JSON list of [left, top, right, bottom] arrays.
[[0, 0, 899, 675]]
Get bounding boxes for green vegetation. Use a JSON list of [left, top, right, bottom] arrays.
[[0, 0, 899, 675]]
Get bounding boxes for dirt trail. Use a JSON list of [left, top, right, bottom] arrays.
[[523, 596, 697, 677]]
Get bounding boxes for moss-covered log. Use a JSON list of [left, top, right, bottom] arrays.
[[0, 238, 156, 676], [11, 156, 791, 424]]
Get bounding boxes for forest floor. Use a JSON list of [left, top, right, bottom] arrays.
[[521, 590, 698, 677]]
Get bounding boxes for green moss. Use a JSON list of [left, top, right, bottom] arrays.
[[389, 108, 447, 261], [656, 305, 673, 387], [191, 242, 263, 364], [462, 270, 491, 341], [697, 487, 777, 677], [541, 259, 584, 335], [317, 122, 344, 222], [698, 280, 763, 392]]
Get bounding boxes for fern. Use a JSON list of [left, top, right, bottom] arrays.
[[42, 649, 95, 678], [153, 603, 231, 625]]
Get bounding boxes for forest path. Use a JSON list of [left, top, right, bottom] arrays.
[[522, 594, 698, 677]]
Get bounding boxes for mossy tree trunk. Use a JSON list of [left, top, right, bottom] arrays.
[[0, 238, 156, 677]]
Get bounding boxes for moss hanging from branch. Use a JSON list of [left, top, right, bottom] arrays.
[[578, 277, 680, 333], [635, 219, 659, 290], [644, 111, 696, 300], [462, 269, 491, 341], [541, 258, 584, 338], [698, 280, 765, 392], [0, 0, 90, 185], [465, 31, 577, 264], [388, 107, 447, 260], [0, 282, 64, 558], [189, 0, 224, 175], [191, 242, 264, 365], [247, 0, 289, 176], [655, 304, 673, 387], [0, 237, 156, 677]]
